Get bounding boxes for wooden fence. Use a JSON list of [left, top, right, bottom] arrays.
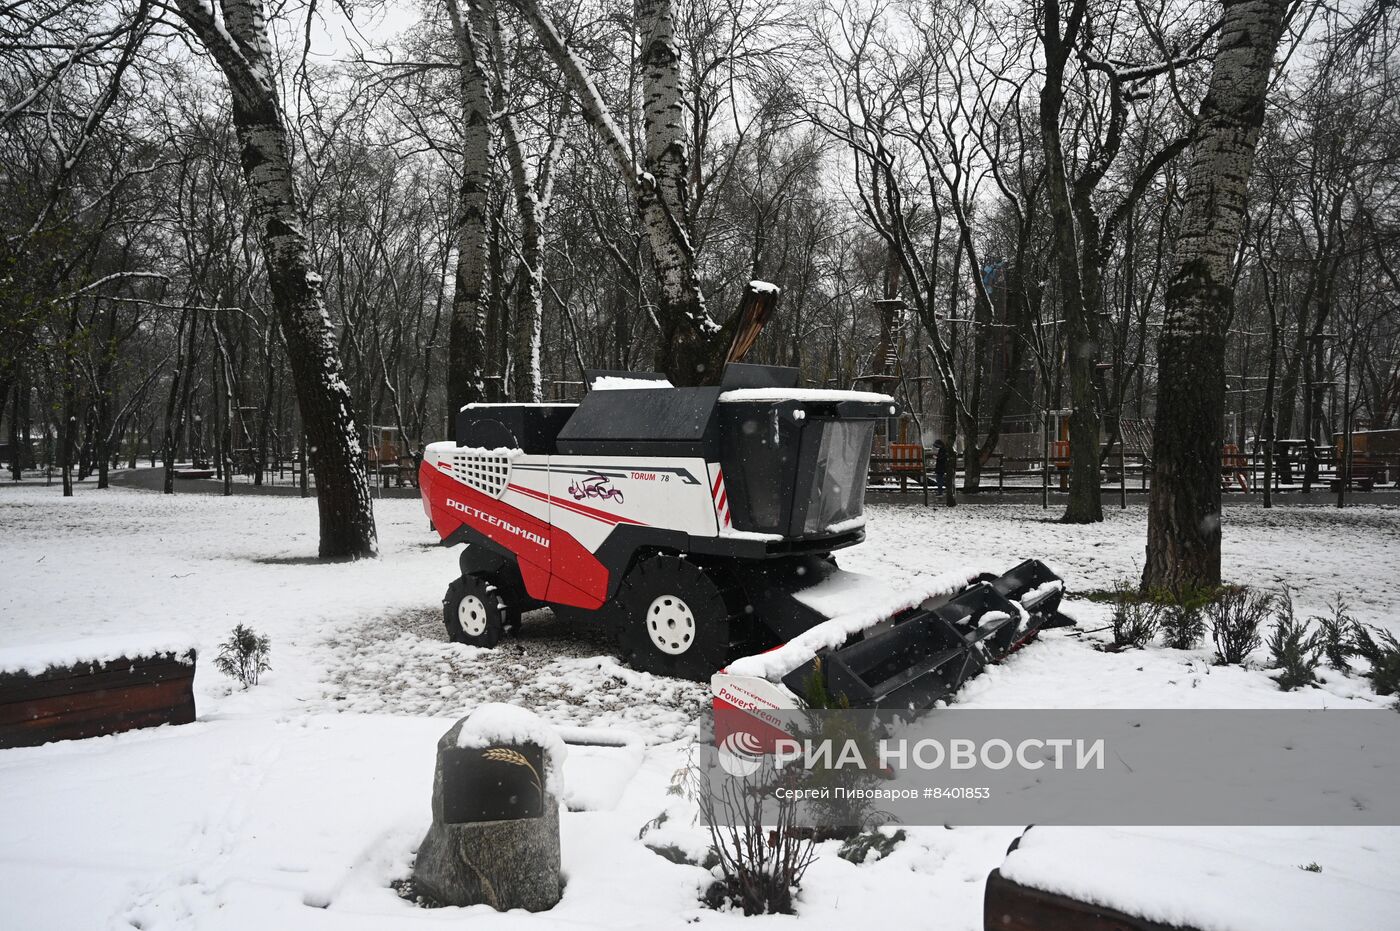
[[869, 444, 1400, 506]]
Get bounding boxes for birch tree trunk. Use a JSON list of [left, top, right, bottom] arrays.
[[486, 0, 565, 403], [500, 116, 544, 401], [174, 0, 377, 559], [502, 131, 551, 401], [635, 0, 716, 383], [506, 0, 720, 384], [1143, 0, 1289, 590], [446, 0, 494, 421]]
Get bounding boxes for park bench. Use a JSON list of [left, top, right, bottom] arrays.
[[868, 442, 929, 493]]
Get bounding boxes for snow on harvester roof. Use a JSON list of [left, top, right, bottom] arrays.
[[591, 375, 675, 390], [724, 568, 984, 681], [0, 632, 196, 676], [426, 441, 524, 458], [460, 402, 576, 411], [718, 387, 897, 405]]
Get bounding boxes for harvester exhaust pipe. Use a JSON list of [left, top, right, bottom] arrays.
[[724, 281, 781, 365]]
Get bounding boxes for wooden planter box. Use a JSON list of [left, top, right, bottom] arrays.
[[985, 868, 1202, 931], [0, 650, 196, 749]]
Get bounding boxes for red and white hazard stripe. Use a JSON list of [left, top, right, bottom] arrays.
[[711, 468, 731, 528]]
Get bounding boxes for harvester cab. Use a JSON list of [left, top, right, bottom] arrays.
[[418, 362, 1073, 713]]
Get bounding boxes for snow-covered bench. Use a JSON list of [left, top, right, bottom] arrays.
[[0, 634, 197, 749]]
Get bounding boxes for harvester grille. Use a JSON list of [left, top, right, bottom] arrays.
[[450, 451, 512, 499]]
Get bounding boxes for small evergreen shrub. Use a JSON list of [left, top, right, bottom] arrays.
[[215, 623, 272, 688], [838, 828, 907, 864], [1312, 595, 1356, 672], [1266, 590, 1320, 691], [1351, 623, 1400, 701], [802, 658, 851, 709], [1157, 586, 1209, 650], [1208, 587, 1269, 665]]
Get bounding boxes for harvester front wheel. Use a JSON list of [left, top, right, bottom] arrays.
[[616, 555, 731, 681], [443, 575, 509, 648]]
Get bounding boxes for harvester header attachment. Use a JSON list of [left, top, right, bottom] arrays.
[[713, 559, 1072, 714]]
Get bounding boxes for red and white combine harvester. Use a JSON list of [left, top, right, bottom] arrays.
[[418, 363, 1072, 714]]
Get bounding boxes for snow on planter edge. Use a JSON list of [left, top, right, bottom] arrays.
[[0, 632, 197, 677], [998, 826, 1400, 931], [455, 702, 568, 793]]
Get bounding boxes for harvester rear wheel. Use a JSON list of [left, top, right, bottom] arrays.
[[443, 574, 509, 648], [616, 555, 731, 681]]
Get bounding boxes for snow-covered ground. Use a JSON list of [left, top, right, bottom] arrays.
[[1, 481, 1397, 929]]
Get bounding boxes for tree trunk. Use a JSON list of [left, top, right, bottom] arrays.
[[9, 376, 26, 481], [161, 310, 189, 494], [445, 0, 494, 424], [635, 0, 716, 383], [0, 375, 9, 475], [507, 0, 719, 384], [1260, 277, 1280, 508], [175, 0, 377, 559], [499, 107, 548, 402], [93, 303, 117, 491], [60, 415, 75, 497], [1038, 0, 1103, 524], [210, 310, 237, 497], [1143, 0, 1289, 591], [942, 393, 958, 507], [96, 399, 111, 490], [255, 330, 274, 485]]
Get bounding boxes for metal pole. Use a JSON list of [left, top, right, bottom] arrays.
[[1119, 447, 1126, 509], [1338, 348, 1352, 509], [1041, 410, 1050, 510]]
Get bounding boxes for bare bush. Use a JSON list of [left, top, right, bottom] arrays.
[[1109, 581, 1161, 650], [1208, 587, 1270, 665], [690, 753, 817, 915]]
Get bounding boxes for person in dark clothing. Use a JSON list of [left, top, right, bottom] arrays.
[[932, 439, 948, 494]]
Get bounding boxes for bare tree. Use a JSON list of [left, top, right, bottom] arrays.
[[443, 0, 496, 421], [506, 0, 721, 384], [173, 0, 377, 558]]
